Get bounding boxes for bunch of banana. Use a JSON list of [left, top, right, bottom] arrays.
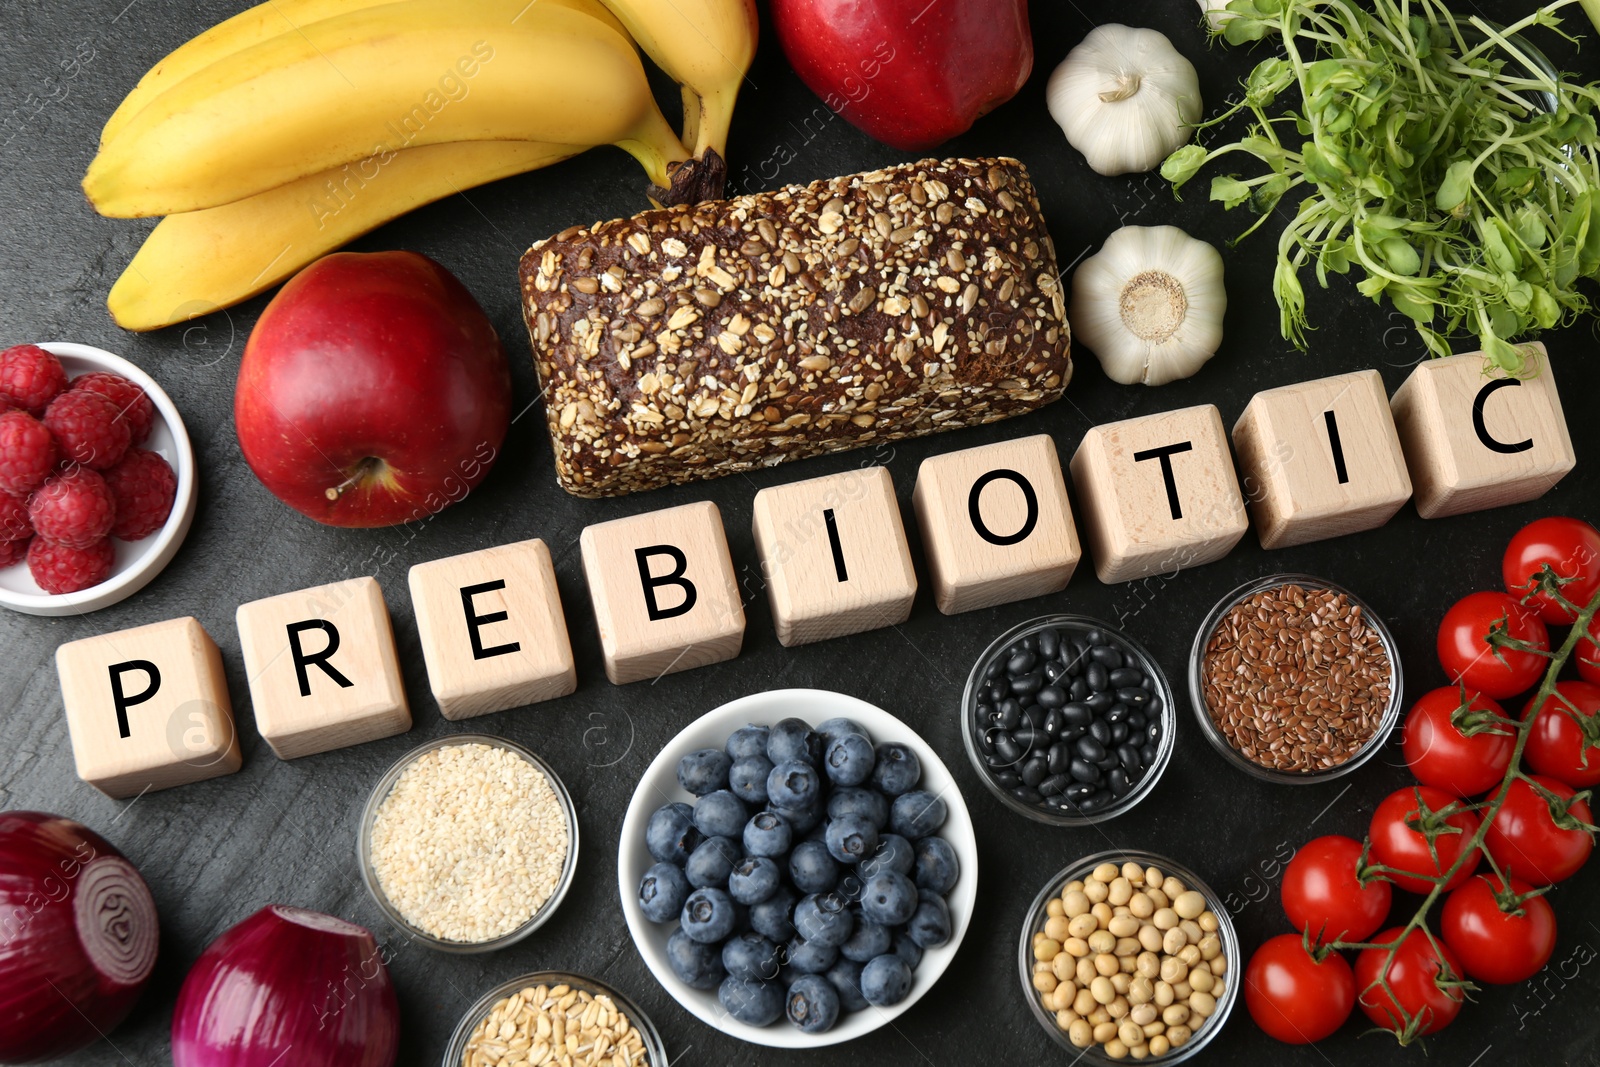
[[89, 0, 757, 331]]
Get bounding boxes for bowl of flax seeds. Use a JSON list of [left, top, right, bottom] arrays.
[[1187, 575, 1403, 784]]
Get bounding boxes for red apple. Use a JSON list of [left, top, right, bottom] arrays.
[[234, 251, 510, 528], [770, 0, 1033, 151]]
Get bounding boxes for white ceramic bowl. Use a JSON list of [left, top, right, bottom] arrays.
[[0, 342, 197, 616], [618, 688, 978, 1049]]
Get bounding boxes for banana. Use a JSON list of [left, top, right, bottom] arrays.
[[84, 0, 687, 218], [99, 0, 629, 148], [594, 0, 757, 160], [107, 140, 583, 332]]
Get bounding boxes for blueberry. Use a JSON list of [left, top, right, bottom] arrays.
[[785, 936, 838, 974], [722, 931, 782, 983], [726, 724, 769, 761], [907, 891, 951, 948], [742, 811, 792, 858], [677, 747, 732, 795], [638, 862, 691, 924], [685, 835, 739, 888], [823, 813, 879, 865], [773, 802, 824, 835], [718, 976, 783, 1026], [889, 790, 948, 840], [871, 743, 921, 795], [833, 867, 866, 905], [766, 760, 821, 809], [786, 973, 841, 1033], [860, 953, 914, 1007], [646, 803, 701, 866], [793, 892, 854, 947], [680, 886, 738, 943], [827, 787, 888, 829], [815, 717, 871, 745], [891, 930, 923, 969], [860, 870, 918, 926], [728, 755, 773, 805], [838, 914, 891, 962], [667, 927, 724, 989], [728, 856, 781, 905], [912, 836, 960, 895], [823, 732, 875, 787], [750, 887, 797, 942], [857, 833, 915, 879], [767, 717, 822, 765], [825, 957, 870, 1011], [788, 839, 839, 894], [693, 790, 748, 839]]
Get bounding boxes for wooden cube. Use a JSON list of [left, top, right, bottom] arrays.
[[1233, 370, 1413, 549], [1070, 404, 1248, 584], [753, 466, 917, 645], [580, 501, 745, 684], [409, 540, 577, 720], [1390, 344, 1576, 519], [235, 577, 411, 759], [56, 617, 242, 799], [912, 434, 1081, 614]]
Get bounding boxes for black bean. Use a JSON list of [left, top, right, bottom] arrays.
[[993, 735, 1022, 764], [1020, 756, 1047, 788], [1043, 662, 1067, 684], [1127, 711, 1146, 731], [1037, 685, 1066, 710], [1079, 792, 1111, 813], [1038, 629, 1061, 658], [1060, 725, 1088, 743], [1146, 720, 1163, 744], [1085, 663, 1108, 693], [1022, 704, 1046, 731], [1085, 691, 1114, 713], [985, 657, 1005, 680], [986, 681, 1007, 704], [1038, 774, 1069, 797], [1007, 650, 1037, 675], [1021, 635, 1038, 653], [1012, 726, 1043, 752], [1145, 692, 1164, 715], [1045, 795, 1072, 810], [1064, 782, 1097, 802], [1062, 703, 1093, 727], [1047, 742, 1071, 776], [1010, 671, 1043, 696], [1141, 742, 1158, 766], [1110, 721, 1129, 745], [1090, 720, 1112, 745], [1012, 786, 1040, 802], [1118, 744, 1143, 772], [993, 770, 1021, 787], [996, 703, 1021, 731], [1095, 754, 1119, 772], [1109, 668, 1144, 688], [1062, 641, 1089, 673], [1117, 688, 1150, 706], [1085, 629, 1107, 645], [1075, 736, 1107, 762], [1090, 645, 1122, 668], [1069, 677, 1091, 702], [1069, 758, 1101, 784], [1142, 674, 1156, 691], [1106, 704, 1129, 724], [1108, 769, 1131, 797], [978, 728, 997, 756]]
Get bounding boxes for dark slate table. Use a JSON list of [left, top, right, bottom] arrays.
[[3, 1, 1598, 1064]]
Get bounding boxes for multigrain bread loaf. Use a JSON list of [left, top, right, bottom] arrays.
[[519, 157, 1072, 498]]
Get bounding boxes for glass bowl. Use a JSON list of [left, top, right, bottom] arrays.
[[1187, 574, 1404, 785], [357, 733, 579, 953], [962, 615, 1176, 827], [1018, 849, 1241, 1064], [441, 970, 668, 1067]]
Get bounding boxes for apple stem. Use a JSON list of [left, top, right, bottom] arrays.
[[1100, 73, 1142, 103], [325, 457, 380, 502]]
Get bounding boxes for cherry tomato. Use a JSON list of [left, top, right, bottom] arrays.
[[1355, 927, 1466, 1036], [1524, 680, 1600, 788], [1578, 617, 1600, 686], [1436, 591, 1549, 699], [1502, 516, 1600, 623], [1440, 873, 1556, 985], [1368, 785, 1481, 893], [1244, 933, 1356, 1044], [1281, 835, 1391, 944], [1402, 688, 1515, 797], [1484, 774, 1594, 884]]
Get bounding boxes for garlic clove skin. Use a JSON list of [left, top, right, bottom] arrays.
[[1048, 24, 1203, 177], [1069, 225, 1226, 387], [1197, 0, 1236, 28]]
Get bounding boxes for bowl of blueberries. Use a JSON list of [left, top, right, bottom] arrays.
[[617, 688, 976, 1048], [962, 615, 1175, 826]]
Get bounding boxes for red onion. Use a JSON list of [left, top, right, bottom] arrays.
[[0, 811, 159, 1064], [172, 905, 399, 1067]]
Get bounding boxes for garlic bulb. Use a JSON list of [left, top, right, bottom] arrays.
[[1047, 25, 1202, 176], [1070, 225, 1225, 387]]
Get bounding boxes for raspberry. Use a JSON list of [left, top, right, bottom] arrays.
[[28, 536, 114, 594], [0, 345, 68, 415], [0, 535, 28, 568], [43, 389, 130, 470], [29, 468, 115, 550], [71, 372, 154, 445], [0, 410, 57, 494], [104, 449, 177, 541], [0, 493, 31, 542]]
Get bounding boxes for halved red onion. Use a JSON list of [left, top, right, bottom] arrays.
[[0, 811, 159, 1063], [172, 905, 399, 1067]]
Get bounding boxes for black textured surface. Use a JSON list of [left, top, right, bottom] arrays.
[[2, 1, 1599, 1064]]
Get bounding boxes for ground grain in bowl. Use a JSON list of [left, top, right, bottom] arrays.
[[370, 743, 568, 943], [1202, 584, 1391, 773], [464, 982, 648, 1067]]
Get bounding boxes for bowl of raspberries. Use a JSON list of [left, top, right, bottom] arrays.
[[619, 689, 976, 1047], [0, 342, 195, 614]]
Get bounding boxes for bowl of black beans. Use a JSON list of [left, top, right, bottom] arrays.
[[962, 616, 1175, 825]]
